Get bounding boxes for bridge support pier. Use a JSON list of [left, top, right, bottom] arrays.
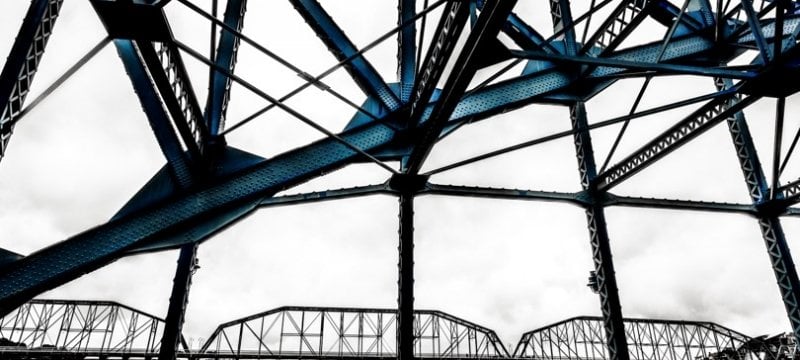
[[569, 102, 630, 360]]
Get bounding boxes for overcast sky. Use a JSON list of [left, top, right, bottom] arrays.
[[1, 0, 800, 351]]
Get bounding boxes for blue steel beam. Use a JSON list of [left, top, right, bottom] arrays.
[[740, 0, 772, 63], [137, 41, 207, 163], [94, 0, 210, 165], [581, 0, 651, 56], [503, 13, 560, 54], [0, 0, 63, 163], [0, 120, 397, 316], [290, 0, 402, 112], [206, 0, 247, 136], [405, 0, 517, 174], [549, 0, 578, 55], [723, 1, 780, 41], [596, 92, 760, 191], [510, 50, 757, 79], [405, 1, 470, 132], [115, 39, 194, 187], [398, 0, 416, 103], [426, 88, 733, 176], [437, 34, 718, 127], [645, 0, 713, 32]]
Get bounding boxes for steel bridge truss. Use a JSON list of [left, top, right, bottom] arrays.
[[514, 316, 759, 360], [201, 306, 507, 359], [1, 300, 795, 360], [0, 299, 186, 358], [3, 1, 800, 360]]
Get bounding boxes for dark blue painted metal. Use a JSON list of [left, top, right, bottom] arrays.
[[439, 35, 715, 127], [398, 0, 416, 103], [504, 13, 560, 54], [596, 92, 759, 191], [550, 0, 578, 56], [137, 42, 207, 162], [511, 50, 756, 79], [647, 0, 710, 33], [0, 0, 63, 162], [290, 0, 401, 112], [0, 120, 397, 316], [115, 39, 194, 187], [405, 1, 470, 131], [405, 0, 517, 173], [581, 1, 650, 56], [206, 0, 247, 136], [741, 0, 772, 63]]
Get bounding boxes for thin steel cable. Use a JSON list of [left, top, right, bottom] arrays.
[[200, 0, 449, 135], [10, 37, 111, 127], [598, 0, 691, 173], [175, 40, 399, 175], [424, 88, 736, 176], [178, 0, 389, 125]]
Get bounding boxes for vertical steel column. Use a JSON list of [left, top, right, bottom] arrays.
[[719, 78, 800, 345], [570, 102, 630, 360], [398, 0, 417, 103], [158, 242, 198, 360], [549, 0, 578, 56], [398, 190, 415, 360]]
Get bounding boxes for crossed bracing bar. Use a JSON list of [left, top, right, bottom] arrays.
[[3, 2, 800, 360]]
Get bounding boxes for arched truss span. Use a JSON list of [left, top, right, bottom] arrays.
[[0, 299, 186, 357], [513, 316, 759, 360], [201, 306, 508, 359]]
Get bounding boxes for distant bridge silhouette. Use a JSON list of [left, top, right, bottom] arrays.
[[0, 300, 792, 360]]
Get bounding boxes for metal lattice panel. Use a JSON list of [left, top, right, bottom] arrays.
[[0, 299, 176, 355], [200, 307, 508, 359], [513, 317, 753, 360]]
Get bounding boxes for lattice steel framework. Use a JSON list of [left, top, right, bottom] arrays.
[[513, 316, 754, 360], [3, 1, 800, 360], [0, 299, 185, 358], [200, 306, 508, 359]]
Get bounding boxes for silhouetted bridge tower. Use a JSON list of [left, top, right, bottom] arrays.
[[3, 1, 800, 360]]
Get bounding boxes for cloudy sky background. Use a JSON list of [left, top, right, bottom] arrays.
[[2, 0, 800, 350]]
